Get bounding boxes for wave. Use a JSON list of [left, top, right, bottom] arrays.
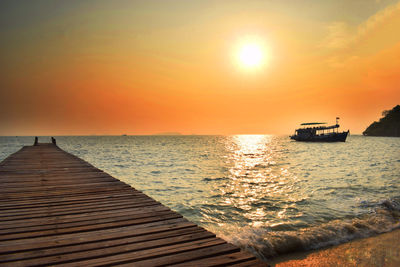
[[203, 177, 228, 182], [224, 199, 400, 260]]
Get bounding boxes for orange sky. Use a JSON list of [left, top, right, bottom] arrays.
[[1, 0, 399, 135]]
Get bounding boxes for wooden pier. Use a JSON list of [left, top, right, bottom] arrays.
[[0, 141, 266, 266]]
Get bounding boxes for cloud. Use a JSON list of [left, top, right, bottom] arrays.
[[358, 1, 400, 37], [321, 21, 353, 49], [321, 1, 400, 50]]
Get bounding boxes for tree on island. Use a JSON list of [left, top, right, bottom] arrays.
[[363, 105, 400, 137]]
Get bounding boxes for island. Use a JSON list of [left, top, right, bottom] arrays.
[[363, 105, 400, 137]]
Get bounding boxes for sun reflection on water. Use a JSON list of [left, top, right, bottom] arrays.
[[217, 135, 303, 230]]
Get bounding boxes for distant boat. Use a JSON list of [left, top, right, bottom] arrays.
[[290, 117, 349, 142]]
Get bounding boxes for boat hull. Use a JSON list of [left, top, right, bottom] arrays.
[[291, 131, 349, 142]]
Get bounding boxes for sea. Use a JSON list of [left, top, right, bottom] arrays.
[[1, 135, 399, 260]]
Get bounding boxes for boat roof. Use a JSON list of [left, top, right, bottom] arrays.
[[297, 124, 340, 130], [314, 124, 339, 130], [300, 122, 326, 126]]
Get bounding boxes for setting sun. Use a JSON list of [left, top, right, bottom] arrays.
[[238, 43, 265, 68]]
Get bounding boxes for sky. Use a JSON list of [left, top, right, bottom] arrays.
[[1, 0, 399, 135]]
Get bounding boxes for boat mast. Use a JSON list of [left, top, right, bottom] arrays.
[[336, 117, 340, 133]]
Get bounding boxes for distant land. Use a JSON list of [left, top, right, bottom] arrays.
[[363, 105, 400, 137], [154, 132, 183, 136]]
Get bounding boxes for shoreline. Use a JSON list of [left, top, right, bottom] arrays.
[[270, 228, 400, 266]]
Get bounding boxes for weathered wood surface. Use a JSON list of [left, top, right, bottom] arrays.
[[0, 143, 266, 266]]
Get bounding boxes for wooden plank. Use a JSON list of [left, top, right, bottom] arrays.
[[170, 251, 258, 266], [0, 227, 206, 263], [0, 200, 161, 221], [0, 193, 147, 211], [0, 220, 196, 254], [0, 208, 174, 236], [230, 259, 269, 267], [0, 191, 143, 208], [55, 238, 229, 266], [0, 212, 182, 241], [0, 205, 171, 231], [3, 230, 215, 266], [0, 196, 155, 216], [0, 187, 137, 200], [0, 183, 132, 194], [99, 242, 241, 267]]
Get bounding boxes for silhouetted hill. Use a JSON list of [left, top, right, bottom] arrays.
[[363, 105, 400, 137]]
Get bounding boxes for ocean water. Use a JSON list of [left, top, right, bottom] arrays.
[[1, 135, 399, 259]]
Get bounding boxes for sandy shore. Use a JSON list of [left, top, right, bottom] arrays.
[[270, 229, 400, 267]]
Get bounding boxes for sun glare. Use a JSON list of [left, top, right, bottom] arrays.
[[238, 43, 264, 69]]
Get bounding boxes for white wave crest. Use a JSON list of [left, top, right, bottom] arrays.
[[225, 199, 400, 260]]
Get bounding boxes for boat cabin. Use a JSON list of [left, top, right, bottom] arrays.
[[291, 118, 349, 142]]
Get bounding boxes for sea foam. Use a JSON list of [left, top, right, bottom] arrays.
[[225, 199, 400, 260]]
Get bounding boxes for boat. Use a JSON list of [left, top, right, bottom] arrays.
[[290, 117, 349, 142]]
